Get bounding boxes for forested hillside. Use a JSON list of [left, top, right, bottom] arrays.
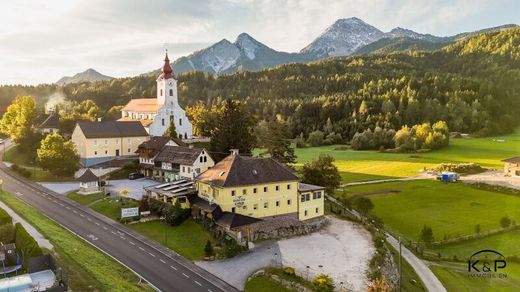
[[1, 28, 519, 140]]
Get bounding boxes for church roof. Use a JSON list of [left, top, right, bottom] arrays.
[[118, 116, 154, 127], [122, 98, 160, 113], [162, 52, 176, 80]]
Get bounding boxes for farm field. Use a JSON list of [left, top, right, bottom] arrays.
[[340, 180, 520, 242], [293, 128, 520, 182]]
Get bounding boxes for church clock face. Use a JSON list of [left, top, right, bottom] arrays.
[[168, 81, 173, 86]]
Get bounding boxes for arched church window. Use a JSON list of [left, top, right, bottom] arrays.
[[160, 89, 163, 96], [179, 118, 182, 126], [169, 89, 173, 96]]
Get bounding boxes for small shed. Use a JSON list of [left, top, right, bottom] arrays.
[[77, 169, 99, 194], [503, 156, 520, 177], [38, 111, 60, 134], [440, 171, 459, 182]]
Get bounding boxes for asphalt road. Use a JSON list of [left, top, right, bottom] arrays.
[[0, 141, 237, 292]]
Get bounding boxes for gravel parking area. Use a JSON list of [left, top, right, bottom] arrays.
[[105, 178, 156, 200], [197, 216, 374, 291], [461, 170, 520, 189]]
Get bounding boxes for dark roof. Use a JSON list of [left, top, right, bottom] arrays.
[[188, 196, 220, 213], [38, 112, 59, 129], [195, 154, 299, 188], [216, 212, 262, 229], [76, 121, 148, 138], [155, 146, 204, 165], [0, 243, 15, 251], [136, 136, 185, 155], [77, 168, 98, 182], [298, 183, 325, 192], [503, 156, 520, 163]]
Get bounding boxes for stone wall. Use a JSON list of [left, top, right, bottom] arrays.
[[250, 214, 328, 241]]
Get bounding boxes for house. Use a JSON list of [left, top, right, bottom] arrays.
[[76, 168, 100, 194], [71, 121, 149, 167], [503, 156, 520, 177], [135, 136, 185, 177], [152, 145, 214, 181], [37, 111, 60, 134], [119, 52, 193, 138], [194, 149, 324, 221]]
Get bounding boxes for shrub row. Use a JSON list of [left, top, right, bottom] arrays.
[[149, 199, 190, 226], [10, 164, 32, 178]]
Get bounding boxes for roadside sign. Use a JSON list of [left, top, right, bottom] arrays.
[[121, 207, 139, 218], [140, 211, 151, 216]]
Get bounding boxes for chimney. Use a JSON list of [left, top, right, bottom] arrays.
[[230, 149, 239, 155]]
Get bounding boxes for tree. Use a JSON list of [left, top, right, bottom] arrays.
[[210, 99, 256, 160], [262, 118, 296, 164], [419, 225, 434, 246], [164, 201, 190, 226], [0, 96, 37, 144], [394, 125, 413, 150], [301, 155, 341, 194], [500, 216, 511, 228], [37, 133, 79, 176], [307, 130, 324, 147], [165, 118, 179, 139], [474, 224, 481, 234], [204, 240, 214, 257], [186, 101, 219, 137], [352, 197, 374, 215]]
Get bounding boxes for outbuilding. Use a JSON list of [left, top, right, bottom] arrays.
[[503, 156, 520, 177], [77, 169, 100, 194]]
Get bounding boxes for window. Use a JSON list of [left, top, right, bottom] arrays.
[[231, 207, 236, 213], [160, 89, 163, 96], [287, 184, 291, 190], [188, 167, 191, 173], [200, 156, 203, 163], [275, 185, 280, 191], [231, 190, 236, 196], [204, 156, 207, 162], [128, 148, 131, 153], [304, 210, 308, 216], [242, 189, 247, 195], [263, 186, 268, 192], [179, 118, 182, 126], [243, 205, 247, 210], [313, 191, 322, 199], [253, 204, 258, 210], [94, 151, 97, 155], [104, 139, 108, 145], [287, 199, 291, 205], [264, 202, 269, 209], [169, 89, 173, 96], [316, 207, 319, 214], [182, 166, 185, 172], [301, 195, 305, 203], [93, 139, 98, 146], [127, 138, 131, 144], [104, 150, 108, 154], [115, 139, 119, 145], [162, 119, 165, 126], [253, 188, 257, 194], [276, 201, 280, 207], [306, 194, 310, 201]]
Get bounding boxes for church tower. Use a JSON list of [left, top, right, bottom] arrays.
[[156, 52, 178, 108]]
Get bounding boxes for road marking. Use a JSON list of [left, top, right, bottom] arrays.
[[15, 192, 23, 196], [149, 253, 155, 257], [138, 247, 145, 251], [80, 214, 85, 217], [194, 280, 202, 286], [72, 210, 77, 214], [182, 273, 189, 278], [66, 207, 70, 210], [87, 218, 92, 222], [170, 265, 177, 271], [111, 231, 116, 235], [59, 203, 64, 206], [102, 226, 108, 230], [208, 289, 213, 292], [129, 241, 135, 246], [119, 236, 126, 240], [95, 222, 100, 226], [159, 259, 166, 263]]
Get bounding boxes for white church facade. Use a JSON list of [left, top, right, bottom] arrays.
[[119, 52, 193, 139]]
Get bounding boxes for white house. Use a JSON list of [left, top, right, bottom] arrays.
[[77, 168, 100, 194]]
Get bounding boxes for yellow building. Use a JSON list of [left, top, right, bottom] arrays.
[[503, 157, 520, 177], [194, 150, 324, 221], [72, 121, 149, 166]]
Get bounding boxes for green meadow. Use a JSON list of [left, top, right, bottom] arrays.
[[293, 128, 520, 182]]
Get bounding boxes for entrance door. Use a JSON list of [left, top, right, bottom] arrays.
[[115, 149, 120, 156]]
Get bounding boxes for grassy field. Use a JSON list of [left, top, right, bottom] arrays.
[[341, 180, 520, 241], [90, 198, 139, 220], [293, 128, 520, 182], [0, 191, 152, 292], [128, 219, 214, 260], [67, 191, 105, 205], [4, 146, 73, 182], [245, 275, 294, 292]]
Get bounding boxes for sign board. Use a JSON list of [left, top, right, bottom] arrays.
[[121, 207, 139, 218], [140, 211, 151, 216]]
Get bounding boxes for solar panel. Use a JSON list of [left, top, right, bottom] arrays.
[[154, 183, 171, 189], [171, 187, 188, 194], [171, 180, 187, 185], [163, 185, 180, 191], [179, 182, 193, 187]]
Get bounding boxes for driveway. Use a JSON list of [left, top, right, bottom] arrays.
[[38, 182, 78, 194], [461, 170, 520, 189], [196, 216, 374, 291]]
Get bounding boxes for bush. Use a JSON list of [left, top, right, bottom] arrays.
[[164, 201, 190, 226], [434, 163, 485, 174], [0, 208, 13, 226], [204, 240, 213, 257], [223, 237, 247, 258], [10, 164, 19, 172], [283, 267, 296, 276], [0, 224, 14, 243], [312, 274, 335, 292], [14, 223, 43, 265], [500, 216, 512, 228], [307, 130, 324, 147]]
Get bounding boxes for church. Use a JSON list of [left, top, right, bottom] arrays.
[[119, 52, 193, 139]]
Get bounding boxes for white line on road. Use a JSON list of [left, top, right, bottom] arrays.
[[170, 266, 177, 271], [66, 207, 70, 210], [95, 222, 100, 226], [139, 247, 145, 251], [194, 280, 202, 286], [111, 231, 116, 235], [182, 273, 189, 278], [72, 210, 77, 214], [129, 241, 135, 246], [149, 253, 155, 257], [159, 259, 166, 263], [102, 226, 108, 230], [120, 236, 126, 240], [79, 214, 85, 217]]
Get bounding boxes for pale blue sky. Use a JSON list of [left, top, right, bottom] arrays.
[[0, 0, 518, 85]]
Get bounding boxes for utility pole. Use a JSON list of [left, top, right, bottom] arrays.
[[399, 236, 402, 292]]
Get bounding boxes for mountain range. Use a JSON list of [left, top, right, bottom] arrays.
[[58, 18, 517, 83], [56, 68, 113, 85]]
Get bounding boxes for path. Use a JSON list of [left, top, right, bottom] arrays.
[[326, 194, 447, 292], [340, 174, 433, 188], [0, 200, 53, 250]]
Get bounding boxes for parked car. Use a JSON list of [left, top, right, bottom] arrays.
[[128, 172, 144, 180]]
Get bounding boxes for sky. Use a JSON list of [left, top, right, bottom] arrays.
[[0, 0, 518, 85]]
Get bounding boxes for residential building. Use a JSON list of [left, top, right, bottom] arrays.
[[77, 168, 100, 194], [503, 156, 520, 177], [153, 145, 214, 181], [71, 121, 149, 166], [119, 52, 193, 138], [135, 136, 185, 177], [37, 111, 60, 134]]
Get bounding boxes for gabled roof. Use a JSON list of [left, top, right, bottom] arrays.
[[118, 116, 154, 127], [195, 153, 299, 188], [154, 146, 204, 165], [136, 136, 185, 155], [38, 112, 59, 129], [76, 121, 148, 138], [216, 212, 262, 229], [503, 156, 520, 163], [122, 98, 160, 113], [298, 183, 325, 192], [76, 168, 98, 182]]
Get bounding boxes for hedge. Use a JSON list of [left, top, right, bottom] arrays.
[[15, 223, 43, 264], [0, 208, 12, 226]]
